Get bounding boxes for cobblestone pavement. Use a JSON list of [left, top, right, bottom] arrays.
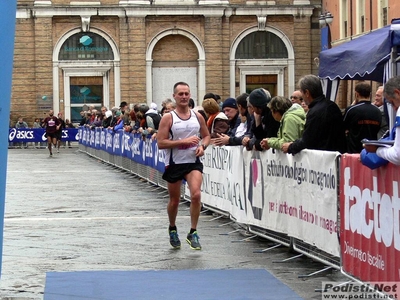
[[0, 148, 349, 300]]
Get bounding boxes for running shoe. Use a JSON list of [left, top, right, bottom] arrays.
[[186, 231, 201, 250], [169, 229, 181, 249]]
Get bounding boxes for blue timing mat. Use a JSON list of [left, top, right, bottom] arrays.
[[44, 269, 302, 300]]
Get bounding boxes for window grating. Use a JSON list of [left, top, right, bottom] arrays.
[[235, 31, 288, 59]]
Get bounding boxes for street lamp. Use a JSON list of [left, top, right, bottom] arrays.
[[319, 12, 333, 27]]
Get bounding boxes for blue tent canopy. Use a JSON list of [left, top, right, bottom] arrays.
[[318, 25, 392, 81], [319, 19, 400, 82], [319, 19, 400, 131]]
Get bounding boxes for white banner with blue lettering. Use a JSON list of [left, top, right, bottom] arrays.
[[200, 145, 247, 224], [9, 128, 79, 143], [243, 149, 340, 256]]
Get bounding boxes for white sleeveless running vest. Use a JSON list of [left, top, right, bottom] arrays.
[[164, 110, 200, 166]]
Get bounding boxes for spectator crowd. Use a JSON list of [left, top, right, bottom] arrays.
[[9, 74, 400, 167]]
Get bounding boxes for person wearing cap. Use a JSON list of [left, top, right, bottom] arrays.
[[203, 93, 218, 101], [120, 101, 128, 111], [244, 88, 280, 151], [211, 97, 240, 146], [109, 110, 123, 131], [282, 74, 346, 155], [212, 94, 252, 146]]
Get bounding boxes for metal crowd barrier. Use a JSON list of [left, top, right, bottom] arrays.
[[79, 144, 176, 195], [78, 143, 340, 274]]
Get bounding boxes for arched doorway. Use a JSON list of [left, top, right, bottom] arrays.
[[53, 28, 120, 123], [146, 29, 206, 107], [230, 26, 295, 97]]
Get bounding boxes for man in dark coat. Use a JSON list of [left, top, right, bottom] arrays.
[[282, 74, 346, 155]]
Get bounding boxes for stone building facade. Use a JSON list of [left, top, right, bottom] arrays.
[[13, 0, 322, 125]]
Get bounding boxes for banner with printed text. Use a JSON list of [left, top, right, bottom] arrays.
[[8, 128, 79, 143], [199, 145, 247, 223], [79, 128, 341, 257], [243, 149, 340, 256], [340, 154, 400, 287], [78, 127, 165, 172]]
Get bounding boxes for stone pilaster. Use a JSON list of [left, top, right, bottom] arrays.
[[204, 16, 223, 96], [12, 18, 37, 116], [293, 14, 313, 80], [34, 17, 55, 111], [122, 17, 147, 104]]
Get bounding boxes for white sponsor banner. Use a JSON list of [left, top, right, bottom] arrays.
[[185, 145, 247, 224], [244, 149, 340, 256]]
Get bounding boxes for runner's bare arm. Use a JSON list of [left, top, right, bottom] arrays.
[[194, 111, 211, 157], [196, 111, 210, 147]]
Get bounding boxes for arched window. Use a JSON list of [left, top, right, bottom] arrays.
[[235, 31, 288, 59], [58, 32, 114, 60]]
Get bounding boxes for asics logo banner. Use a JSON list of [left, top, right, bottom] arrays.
[[9, 129, 34, 140]]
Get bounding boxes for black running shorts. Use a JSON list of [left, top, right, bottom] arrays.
[[162, 163, 203, 183]]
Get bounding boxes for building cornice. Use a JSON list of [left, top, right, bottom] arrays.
[[17, 5, 315, 19], [235, 6, 313, 17]]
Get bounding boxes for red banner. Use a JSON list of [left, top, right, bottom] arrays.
[[340, 154, 400, 285]]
